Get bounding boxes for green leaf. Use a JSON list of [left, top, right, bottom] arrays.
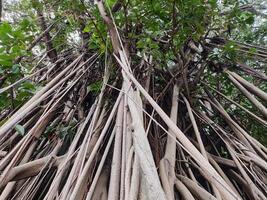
[[15, 124, 25, 136], [0, 22, 12, 33], [106, 0, 116, 7], [0, 59, 12, 67], [83, 26, 90, 33], [87, 80, 102, 94], [11, 65, 21, 74]]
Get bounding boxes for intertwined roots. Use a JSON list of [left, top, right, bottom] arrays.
[[0, 48, 266, 199], [0, 1, 267, 200]]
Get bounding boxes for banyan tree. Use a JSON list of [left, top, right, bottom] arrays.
[[0, 0, 266, 199]]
